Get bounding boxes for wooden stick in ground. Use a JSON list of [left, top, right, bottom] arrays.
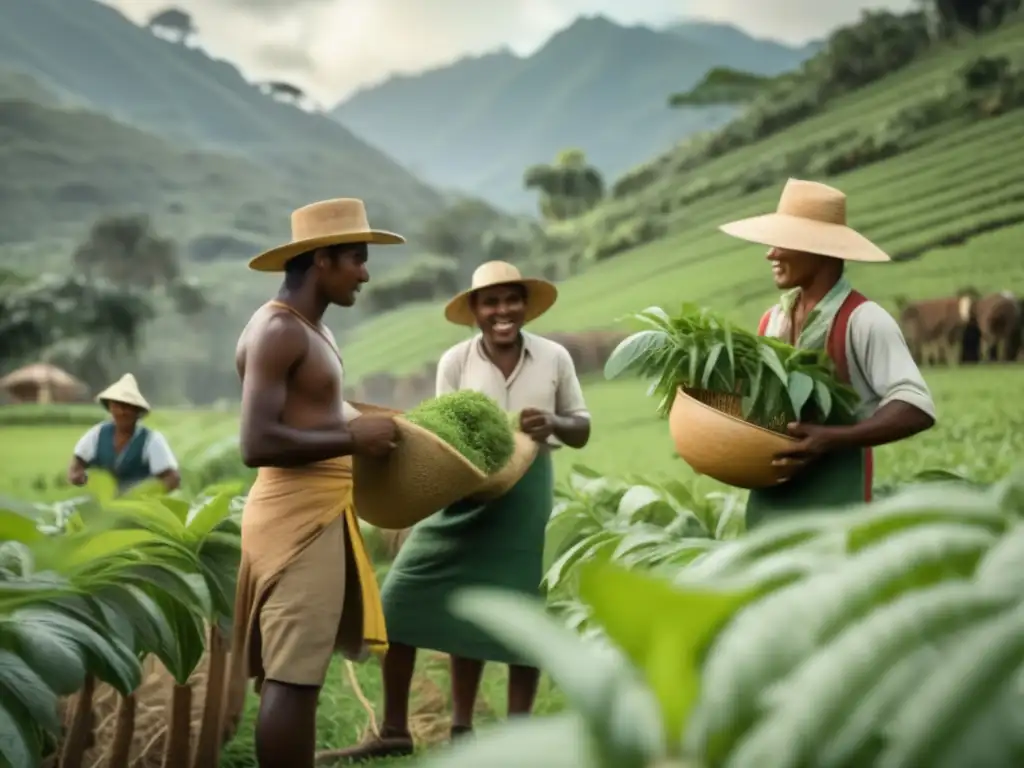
[[160, 683, 192, 768], [192, 626, 228, 768], [60, 674, 96, 768], [107, 692, 136, 768]]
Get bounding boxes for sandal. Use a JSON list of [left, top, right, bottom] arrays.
[[315, 727, 415, 764]]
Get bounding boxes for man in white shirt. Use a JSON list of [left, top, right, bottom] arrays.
[[719, 179, 936, 527]]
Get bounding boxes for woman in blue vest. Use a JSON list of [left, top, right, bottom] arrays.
[[66, 373, 181, 493]]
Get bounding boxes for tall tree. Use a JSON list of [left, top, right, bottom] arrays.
[[524, 149, 605, 221], [147, 8, 196, 44], [0, 274, 153, 382]]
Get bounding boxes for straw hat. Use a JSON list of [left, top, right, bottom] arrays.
[[720, 179, 890, 262], [248, 198, 405, 272], [348, 401, 539, 529], [96, 373, 150, 414], [444, 261, 558, 326]]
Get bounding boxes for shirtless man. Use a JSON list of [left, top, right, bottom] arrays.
[[228, 198, 404, 768]]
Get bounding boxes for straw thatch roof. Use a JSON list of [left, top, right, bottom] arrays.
[[0, 363, 88, 404]]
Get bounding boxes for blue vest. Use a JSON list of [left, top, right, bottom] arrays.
[[92, 422, 152, 492]]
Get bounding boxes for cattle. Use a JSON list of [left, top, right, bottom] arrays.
[[959, 289, 1021, 362], [894, 294, 969, 366]]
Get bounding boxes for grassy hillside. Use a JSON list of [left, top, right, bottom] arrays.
[[340, 20, 1024, 380], [332, 16, 812, 211], [0, 0, 444, 239]]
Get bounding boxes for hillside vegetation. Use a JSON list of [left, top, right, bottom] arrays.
[[342, 18, 1024, 380], [333, 17, 813, 210], [0, 0, 444, 248]]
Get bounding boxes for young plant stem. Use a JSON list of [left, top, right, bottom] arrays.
[[59, 673, 96, 768], [108, 692, 136, 768], [161, 682, 193, 768], [192, 625, 227, 768]]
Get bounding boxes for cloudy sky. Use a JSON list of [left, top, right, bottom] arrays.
[[108, 0, 915, 104]]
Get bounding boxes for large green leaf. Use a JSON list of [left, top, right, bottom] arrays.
[[451, 588, 663, 768], [579, 563, 758, 751], [44, 596, 140, 695], [0, 699, 38, 768], [0, 609, 87, 695], [723, 583, 1016, 768], [688, 524, 996, 763], [105, 498, 188, 539], [0, 648, 60, 734], [415, 712, 597, 767], [844, 485, 1007, 551], [95, 584, 178, 666], [185, 491, 233, 541], [0, 509, 43, 544], [878, 602, 1024, 768]]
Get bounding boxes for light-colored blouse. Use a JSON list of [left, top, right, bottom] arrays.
[[763, 300, 937, 421], [435, 332, 590, 448]]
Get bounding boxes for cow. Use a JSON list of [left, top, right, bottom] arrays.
[[959, 289, 1021, 362], [894, 294, 969, 366]]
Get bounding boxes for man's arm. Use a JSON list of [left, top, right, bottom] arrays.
[[145, 432, 181, 492], [824, 304, 936, 451], [67, 424, 100, 484], [239, 315, 356, 467], [553, 347, 591, 450]]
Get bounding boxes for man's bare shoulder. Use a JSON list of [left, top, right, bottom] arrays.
[[237, 306, 309, 375]]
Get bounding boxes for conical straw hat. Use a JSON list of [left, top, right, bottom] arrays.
[[444, 261, 558, 326], [349, 403, 539, 529], [96, 373, 150, 414], [248, 198, 405, 272], [719, 179, 890, 262]]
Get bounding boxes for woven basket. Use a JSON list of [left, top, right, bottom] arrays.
[[471, 431, 540, 501], [668, 388, 799, 489], [349, 402, 537, 529]]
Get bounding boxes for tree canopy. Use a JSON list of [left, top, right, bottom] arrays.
[[523, 149, 605, 222]]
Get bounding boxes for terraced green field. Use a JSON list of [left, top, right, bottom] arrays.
[[340, 23, 1024, 379]]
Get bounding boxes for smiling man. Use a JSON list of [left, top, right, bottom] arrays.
[[225, 198, 405, 768], [720, 178, 936, 528], [328, 261, 591, 762]]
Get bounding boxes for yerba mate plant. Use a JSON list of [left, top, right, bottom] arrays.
[[604, 303, 860, 431], [419, 469, 1024, 768]]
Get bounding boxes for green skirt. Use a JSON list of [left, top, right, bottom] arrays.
[[380, 451, 554, 665], [745, 446, 868, 530]]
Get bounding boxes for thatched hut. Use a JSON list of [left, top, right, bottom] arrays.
[[0, 363, 88, 404]]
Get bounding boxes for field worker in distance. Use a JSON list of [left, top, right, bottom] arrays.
[[331, 260, 592, 762], [224, 199, 403, 768], [66, 373, 180, 493], [720, 178, 936, 528]]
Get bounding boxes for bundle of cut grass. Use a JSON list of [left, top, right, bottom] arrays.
[[351, 395, 535, 530], [405, 391, 516, 474]]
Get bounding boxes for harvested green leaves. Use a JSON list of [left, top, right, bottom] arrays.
[[405, 390, 516, 473], [603, 303, 860, 431]]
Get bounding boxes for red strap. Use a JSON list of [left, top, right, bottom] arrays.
[[757, 309, 773, 336], [825, 290, 872, 501]]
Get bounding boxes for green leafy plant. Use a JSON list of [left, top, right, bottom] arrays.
[[416, 469, 1024, 768], [0, 471, 242, 768], [543, 465, 745, 629], [604, 304, 860, 431], [405, 390, 516, 473]]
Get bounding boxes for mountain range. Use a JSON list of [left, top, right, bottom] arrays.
[[0, 0, 443, 258], [332, 16, 819, 211]]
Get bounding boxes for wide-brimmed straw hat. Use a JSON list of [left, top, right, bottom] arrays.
[[248, 198, 405, 272], [96, 373, 150, 414], [348, 401, 540, 530], [444, 261, 558, 326], [719, 179, 890, 262]]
